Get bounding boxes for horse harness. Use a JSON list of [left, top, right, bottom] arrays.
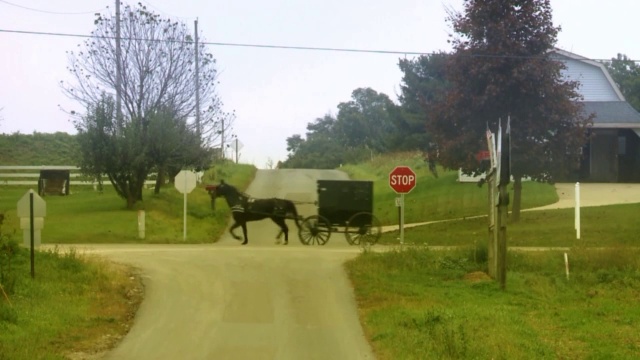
[[228, 192, 290, 217]]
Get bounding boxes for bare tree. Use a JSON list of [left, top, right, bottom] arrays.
[[63, 4, 234, 206]]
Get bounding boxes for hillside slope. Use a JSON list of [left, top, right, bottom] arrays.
[[0, 132, 79, 165]]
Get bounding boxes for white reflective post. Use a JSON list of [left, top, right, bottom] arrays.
[[575, 182, 580, 239]]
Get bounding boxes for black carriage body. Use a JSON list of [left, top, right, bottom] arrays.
[[317, 180, 373, 226]]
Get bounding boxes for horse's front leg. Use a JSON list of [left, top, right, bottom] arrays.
[[273, 218, 289, 245]]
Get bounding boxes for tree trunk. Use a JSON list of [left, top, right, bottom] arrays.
[[154, 167, 165, 195], [511, 175, 522, 222], [126, 193, 136, 209]]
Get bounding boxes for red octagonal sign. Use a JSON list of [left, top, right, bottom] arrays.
[[389, 166, 417, 194]]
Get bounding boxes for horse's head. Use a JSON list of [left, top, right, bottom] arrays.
[[205, 180, 235, 209]]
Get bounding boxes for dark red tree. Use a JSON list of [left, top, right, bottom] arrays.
[[429, 0, 592, 220]]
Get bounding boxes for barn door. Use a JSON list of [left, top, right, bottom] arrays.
[[590, 130, 618, 182]]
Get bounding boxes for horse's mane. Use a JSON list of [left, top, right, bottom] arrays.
[[221, 181, 252, 200]]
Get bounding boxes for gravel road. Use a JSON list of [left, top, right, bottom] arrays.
[[79, 169, 375, 360]]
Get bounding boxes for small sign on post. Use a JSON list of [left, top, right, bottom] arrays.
[[174, 170, 197, 241], [17, 190, 46, 247], [17, 189, 46, 278], [389, 166, 417, 245]]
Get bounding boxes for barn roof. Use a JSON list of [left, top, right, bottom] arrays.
[[582, 101, 640, 128]]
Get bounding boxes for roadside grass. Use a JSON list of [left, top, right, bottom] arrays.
[[346, 246, 640, 359], [0, 161, 256, 244], [344, 151, 640, 358], [0, 243, 143, 360], [378, 202, 640, 247]]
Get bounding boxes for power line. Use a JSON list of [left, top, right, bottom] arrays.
[[0, 28, 431, 55], [0, 0, 105, 15], [0, 27, 636, 63]]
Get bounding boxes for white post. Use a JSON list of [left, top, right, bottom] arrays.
[[183, 192, 188, 241], [575, 182, 580, 239], [400, 193, 405, 245], [564, 252, 570, 280], [137, 210, 145, 239]]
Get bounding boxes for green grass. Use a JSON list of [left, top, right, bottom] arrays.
[[0, 132, 80, 166], [0, 161, 256, 244], [377, 202, 640, 247], [342, 151, 640, 359], [346, 246, 640, 359], [0, 244, 142, 360]]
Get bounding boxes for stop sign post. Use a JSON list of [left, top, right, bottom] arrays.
[[389, 166, 417, 244], [175, 170, 198, 241]]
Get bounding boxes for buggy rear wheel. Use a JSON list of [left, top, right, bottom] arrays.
[[345, 212, 381, 246], [299, 215, 331, 245]]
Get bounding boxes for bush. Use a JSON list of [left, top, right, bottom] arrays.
[[0, 213, 20, 295]]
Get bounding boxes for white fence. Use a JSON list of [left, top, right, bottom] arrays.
[[0, 166, 156, 186]]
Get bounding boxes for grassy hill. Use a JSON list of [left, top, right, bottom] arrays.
[[0, 132, 80, 165], [340, 151, 558, 224]]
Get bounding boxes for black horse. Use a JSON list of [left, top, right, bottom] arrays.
[[207, 180, 301, 245]]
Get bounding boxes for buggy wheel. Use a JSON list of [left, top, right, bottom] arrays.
[[345, 212, 381, 246], [299, 215, 331, 245]]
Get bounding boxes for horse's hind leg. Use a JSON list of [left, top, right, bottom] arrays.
[[240, 223, 248, 245], [229, 222, 242, 240], [272, 217, 289, 245]]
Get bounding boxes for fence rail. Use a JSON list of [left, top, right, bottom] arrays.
[[0, 166, 156, 186]]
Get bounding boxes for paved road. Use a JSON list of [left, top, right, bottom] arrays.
[[77, 169, 375, 360]]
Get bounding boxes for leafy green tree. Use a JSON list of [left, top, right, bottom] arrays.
[[75, 96, 151, 208], [283, 115, 344, 169], [429, 0, 592, 220], [605, 54, 640, 111], [334, 88, 396, 153], [63, 4, 232, 206], [146, 107, 213, 194], [283, 88, 398, 169], [393, 53, 449, 151], [286, 134, 304, 155]]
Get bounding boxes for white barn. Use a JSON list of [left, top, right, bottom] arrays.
[[551, 48, 640, 182]]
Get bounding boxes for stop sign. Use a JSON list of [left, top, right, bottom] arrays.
[[174, 170, 197, 194], [389, 166, 417, 194]]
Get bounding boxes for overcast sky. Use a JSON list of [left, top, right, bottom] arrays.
[[1, 0, 639, 168]]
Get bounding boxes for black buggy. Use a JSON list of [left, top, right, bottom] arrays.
[[298, 179, 381, 246]]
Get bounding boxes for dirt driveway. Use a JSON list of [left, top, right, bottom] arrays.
[[530, 182, 640, 210]]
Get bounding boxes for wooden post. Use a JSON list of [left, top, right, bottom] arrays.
[[487, 170, 497, 278], [486, 129, 498, 278], [497, 183, 508, 289]]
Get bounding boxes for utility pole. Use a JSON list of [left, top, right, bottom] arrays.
[[115, 0, 122, 131], [486, 118, 511, 289], [194, 19, 201, 139]]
